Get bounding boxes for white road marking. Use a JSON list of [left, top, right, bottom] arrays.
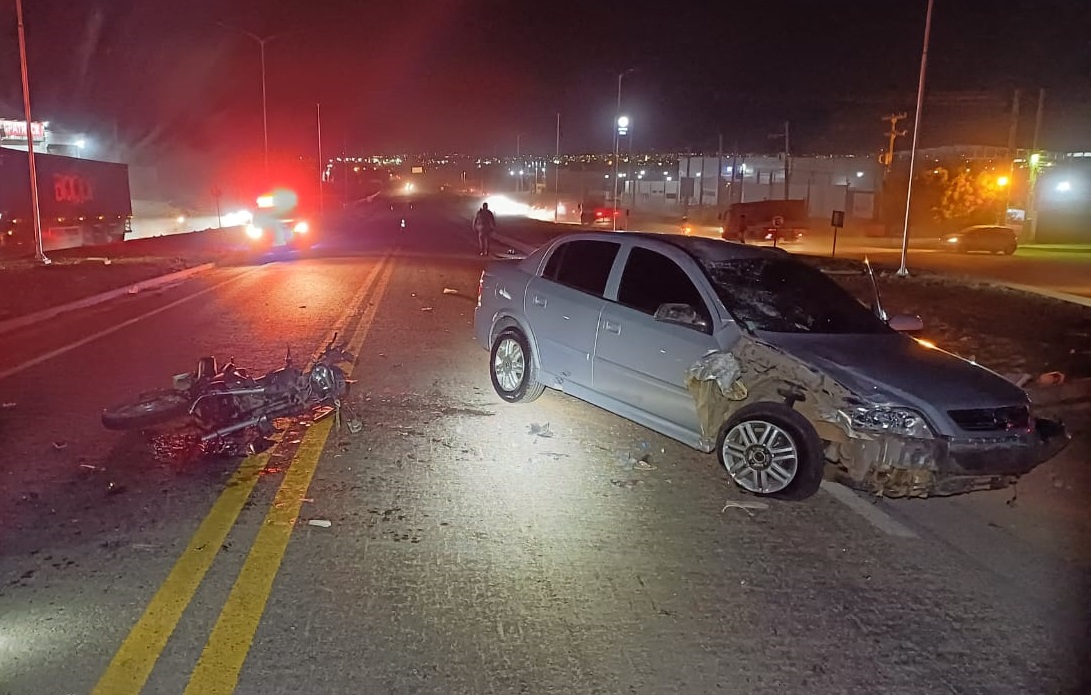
[[820, 480, 919, 539], [0, 268, 259, 383]]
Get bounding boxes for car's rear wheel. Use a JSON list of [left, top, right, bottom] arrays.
[[1002, 240, 1017, 255], [490, 328, 545, 403], [717, 402, 824, 501]]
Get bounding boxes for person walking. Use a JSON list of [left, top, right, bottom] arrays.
[[473, 202, 497, 256]]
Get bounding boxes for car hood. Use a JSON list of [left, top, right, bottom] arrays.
[[754, 332, 1028, 411]]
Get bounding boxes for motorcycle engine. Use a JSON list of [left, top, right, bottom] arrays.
[[309, 364, 347, 399]]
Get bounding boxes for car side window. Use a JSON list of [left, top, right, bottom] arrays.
[[542, 240, 620, 297], [617, 247, 711, 327]]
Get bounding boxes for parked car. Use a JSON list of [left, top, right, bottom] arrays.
[[942, 225, 1018, 255], [473, 232, 1066, 500]]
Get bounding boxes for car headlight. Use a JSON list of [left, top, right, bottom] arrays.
[[848, 406, 933, 439], [293, 220, 309, 234], [945, 237, 960, 243], [245, 224, 264, 240]]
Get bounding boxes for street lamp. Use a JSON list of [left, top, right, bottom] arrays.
[[15, 0, 48, 264], [613, 115, 630, 230], [897, 0, 935, 277], [613, 69, 635, 230], [219, 23, 283, 173]]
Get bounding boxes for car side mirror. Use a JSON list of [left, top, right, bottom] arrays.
[[888, 314, 924, 332], [654, 303, 709, 330]]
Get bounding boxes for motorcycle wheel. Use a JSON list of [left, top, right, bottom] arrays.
[[102, 389, 192, 431]]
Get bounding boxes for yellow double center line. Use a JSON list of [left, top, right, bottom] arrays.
[[92, 254, 396, 695]]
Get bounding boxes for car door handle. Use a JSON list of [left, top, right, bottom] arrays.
[[533, 295, 547, 307], [603, 320, 622, 335]]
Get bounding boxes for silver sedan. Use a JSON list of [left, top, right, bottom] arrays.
[[473, 232, 1066, 500]]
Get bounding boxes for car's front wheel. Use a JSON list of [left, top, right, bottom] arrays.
[[490, 328, 546, 403], [717, 402, 824, 501]]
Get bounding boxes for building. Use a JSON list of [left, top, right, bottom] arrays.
[[623, 154, 883, 223], [0, 118, 87, 158]]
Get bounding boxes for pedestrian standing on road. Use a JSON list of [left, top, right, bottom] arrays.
[[737, 214, 749, 243], [473, 202, 497, 256]]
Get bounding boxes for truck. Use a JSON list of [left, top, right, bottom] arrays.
[[0, 147, 131, 255], [721, 199, 808, 243]]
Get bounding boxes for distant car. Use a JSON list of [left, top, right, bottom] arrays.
[[473, 232, 1066, 501], [583, 206, 626, 230], [749, 225, 803, 244], [943, 225, 1017, 255]]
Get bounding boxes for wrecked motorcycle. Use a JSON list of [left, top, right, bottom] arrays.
[[102, 335, 354, 459]]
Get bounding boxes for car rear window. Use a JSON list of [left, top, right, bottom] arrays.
[[543, 240, 620, 297]]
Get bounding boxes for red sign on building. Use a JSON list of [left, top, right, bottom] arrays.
[[0, 119, 46, 142]]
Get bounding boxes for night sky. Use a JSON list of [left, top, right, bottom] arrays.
[[0, 0, 1088, 164]]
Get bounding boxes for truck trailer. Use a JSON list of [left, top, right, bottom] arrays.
[[0, 147, 131, 255]]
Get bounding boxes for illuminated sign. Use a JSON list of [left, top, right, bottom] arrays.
[[0, 119, 46, 142], [411, 166, 424, 174], [54, 174, 94, 204]]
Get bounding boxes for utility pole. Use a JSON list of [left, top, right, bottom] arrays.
[[881, 112, 908, 172], [897, 0, 935, 278], [1027, 88, 1046, 242], [784, 121, 790, 200], [717, 132, 723, 209], [768, 121, 790, 200], [516, 133, 522, 193], [1000, 88, 1021, 225], [730, 143, 739, 206]]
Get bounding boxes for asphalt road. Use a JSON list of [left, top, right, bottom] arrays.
[[2, 197, 1090, 694]]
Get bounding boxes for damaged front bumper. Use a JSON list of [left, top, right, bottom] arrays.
[[831, 416, 1070, 497]]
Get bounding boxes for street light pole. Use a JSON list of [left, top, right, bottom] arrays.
[[554, 112, 561, 222], [15, 0, 48, 264], [317, 102, 324, 224], [897, 0, 935, 277], [228, 27, 282, 175], [613, 69, 634, 230], [259, 39, 268, 172]]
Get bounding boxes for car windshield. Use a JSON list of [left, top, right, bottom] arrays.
[[703, 258, 892, 334]]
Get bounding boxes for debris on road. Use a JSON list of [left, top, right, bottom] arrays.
[[528, 422, 553, 438], [634, 460, 657, 471], [78, 463, 100, 471], [442, 287, 459, 295], [307, 519, 332, 528], [421, 306, 434, 312], [1038, 371, 1066, 386], [52, 441, 68, 450], [106, 482, 127, 496], [1, 402, 16, 409], [721, 499, 770, 516]]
